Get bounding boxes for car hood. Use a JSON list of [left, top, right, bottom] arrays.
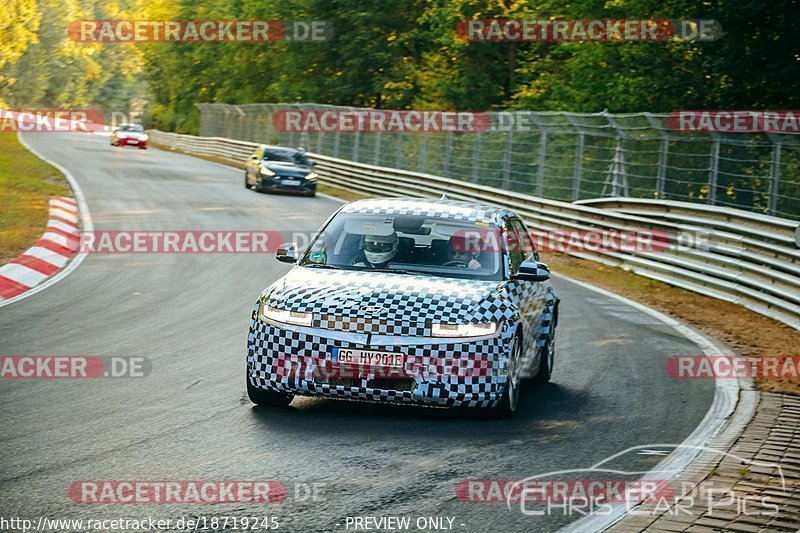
[[261, 267, 511, 330], [261, 161, 312, 177]]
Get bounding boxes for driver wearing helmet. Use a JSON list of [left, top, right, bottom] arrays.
[[446, 234, 482, 269], [353, 232, 399, 268]]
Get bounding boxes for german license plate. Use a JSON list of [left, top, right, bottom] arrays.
[[331, 348, 404, 368], [282, 179, 301, 186]]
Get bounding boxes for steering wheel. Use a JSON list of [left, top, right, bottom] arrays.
[[442, 260, 468, 268]]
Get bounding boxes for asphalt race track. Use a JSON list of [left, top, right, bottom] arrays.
[[0, 132, 716, 532]]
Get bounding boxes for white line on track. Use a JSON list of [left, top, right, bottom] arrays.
[[553, 273, 743, 532]]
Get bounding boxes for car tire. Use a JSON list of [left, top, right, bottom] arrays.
[[246, 374, 293, 407], [495, 334, 522, 417], [532, 332, 555, 384]]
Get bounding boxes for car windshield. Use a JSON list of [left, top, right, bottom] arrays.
[[263, 149, 309, 166], [298, 211, 504, 280], [119, 124, 144, 132]]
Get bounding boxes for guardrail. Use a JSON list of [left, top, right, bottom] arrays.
[[149, 129, 800, 330]]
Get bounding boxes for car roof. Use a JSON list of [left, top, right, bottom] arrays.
[[260, 144, 301, 154], [339, 197, 516, 227]]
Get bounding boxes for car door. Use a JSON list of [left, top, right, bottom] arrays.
[[506, 218, 545, 373]]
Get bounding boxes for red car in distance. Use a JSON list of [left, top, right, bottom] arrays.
[[110, 123, 148, 149]]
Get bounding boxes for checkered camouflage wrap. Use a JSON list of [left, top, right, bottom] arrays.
[[248, 320, 509, 407], [269, 270, 510, 336], [339, 197, 512, 226], [246, 198, 559, 409]]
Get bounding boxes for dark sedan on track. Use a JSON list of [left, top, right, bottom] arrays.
[[247, 197, 559, 416], [244, 145, 318, 197]]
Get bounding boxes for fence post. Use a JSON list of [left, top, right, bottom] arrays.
[[564, 115, 585, 201], [603, 142, 629, 197], [536, 130, 547, 196], [396, 133, 403, 169], [443, 130, 453, 176], [656, 139, 668, 198], [644, 113, 670, 198], [418, 132, 428, 172], [502, 131, 513, 189], [602, 113, 630, 197], [352, 130, 360, 162], [573, 133, 584, 201], [471, 131, 481, 183], [334, 131, 341, 158], [769, 137, 782, 216], [708, 135, 720, 205], [316, 131, 324, 155], [373, 132, 382, 166]]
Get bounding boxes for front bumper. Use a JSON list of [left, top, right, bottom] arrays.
[[247, 319, 513, 408], [258, 176, 316, 195], [117, 137, 147, 147]]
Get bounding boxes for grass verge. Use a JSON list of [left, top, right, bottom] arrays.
[[542, 252, 799, 395], [0, 134, 69, 264]]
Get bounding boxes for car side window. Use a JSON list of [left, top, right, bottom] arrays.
[[506, 221, 524, 275], [511, 219, 539, 262]]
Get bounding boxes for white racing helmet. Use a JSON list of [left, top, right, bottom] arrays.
[[364, 232, 399, 265]]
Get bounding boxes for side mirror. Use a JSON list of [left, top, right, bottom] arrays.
[[249, 154, 258, 160], [515, 261, 550, 282], [276, 243, 297, 264]]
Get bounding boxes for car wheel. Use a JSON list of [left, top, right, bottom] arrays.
[[496, 334, 522, 417], [246, 374, 293, 407], [533, 332, 555, 384]]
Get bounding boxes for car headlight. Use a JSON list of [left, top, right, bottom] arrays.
[[259, 167, 276, 176], [431, 322, 498, 337], [142, 134, 149, 141], [259, 302, 313, 326], [305, 172, 318, 181]]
